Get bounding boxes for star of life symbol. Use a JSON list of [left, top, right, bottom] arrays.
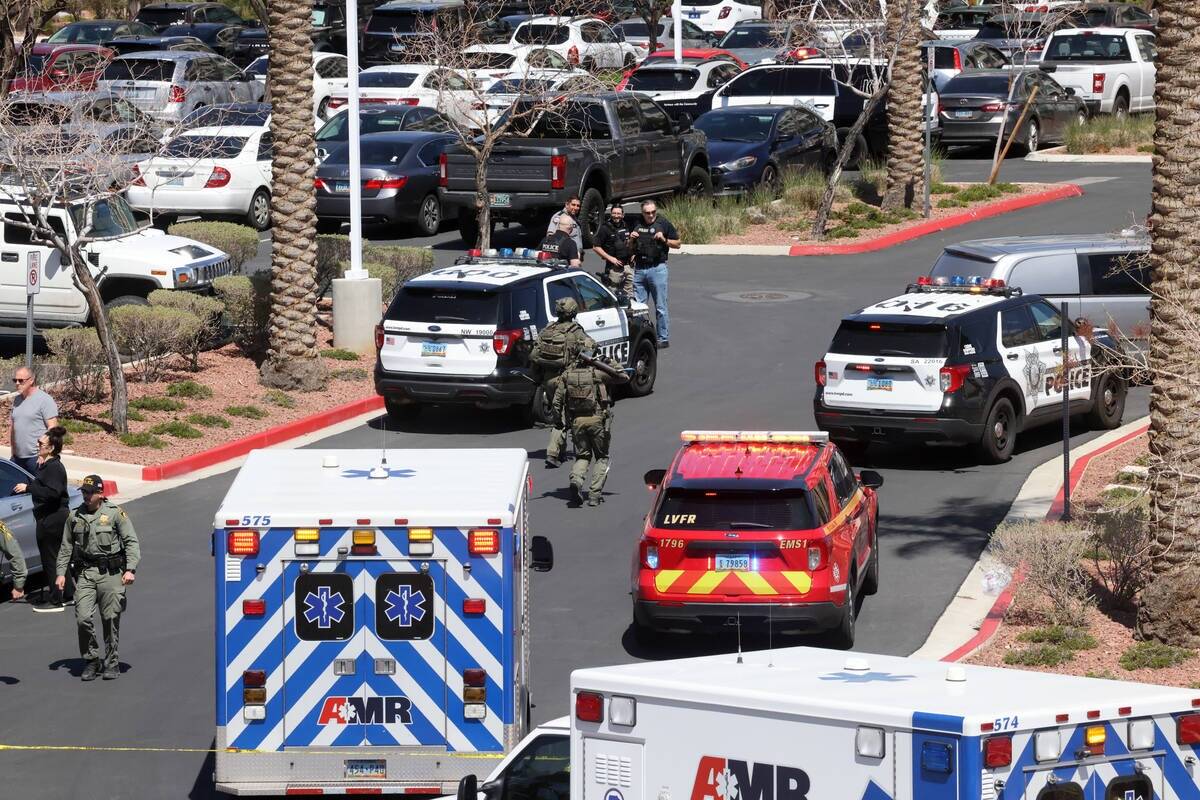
[[385, 585, 428, 627], [341, 467, 417, 479], [818, 671, 915, 683], [715, 768, 738, 800], [303, 585, 346, 629]]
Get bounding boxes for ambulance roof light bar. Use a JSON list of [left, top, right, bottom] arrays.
[[680, 431, 830, 444]]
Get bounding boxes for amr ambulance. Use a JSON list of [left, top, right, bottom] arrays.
[[553, 647, 1200, 800], [212, 448, 553, 795]]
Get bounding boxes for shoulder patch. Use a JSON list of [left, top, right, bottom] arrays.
[[0, 521, 11, 538]]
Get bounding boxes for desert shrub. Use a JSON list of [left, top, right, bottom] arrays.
[[263, 389, 295, 408], [1119, 641, 1194, 671], [130, 396, 185, 412], [61, 418, 102, 434], [1016, 626, 1097, 650], [322, 348, 358, 361], [331, 367, 368, 381], [110, 306, 202, 381], [780, 168, 837, 212], [1004, 644, 1075, 667], [43, 328, 107, 404], [659, 195, 744, 243], [956, 184, 1003, 203], [854, 159, 886, 199], [187, 413, 230, 428], [1085, 508, 1152, 605], [930, 182, 957, 195], [166, 221, 260, 272], [988, 520, 1094, 627], [149, 290, 225, 370], [118, 431, 166, 448], [225, 404, 267, 419], [214, 274, 271, 355], [167, 379, 213, 399], [319, 235, 433, 298], [1064, 113, 1154, 155], [149, 420, 203, 439]]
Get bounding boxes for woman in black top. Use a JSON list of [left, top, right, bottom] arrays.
[[14, 425, 70, 611]]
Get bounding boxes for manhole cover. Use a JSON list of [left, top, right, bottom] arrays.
[[713, 290, 810, 304]]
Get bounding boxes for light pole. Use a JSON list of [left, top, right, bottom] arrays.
[[344, 0, 365, 279], [673, 0, 682, 64]]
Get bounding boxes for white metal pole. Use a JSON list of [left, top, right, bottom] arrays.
[[673, 0, 682, 64], [344, 0, 366, 279]]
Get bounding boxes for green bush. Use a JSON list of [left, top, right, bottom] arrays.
[[148, 290, 225, 370], [322, 348, 358, 361], [225, 404, 267, 419], [61, 418, 102, 434], [263, 389, 295, 408], [781, 168, 843, 212], [1016, 626, 1097, 651], [167, 379, 213, 399], [938, 197, 968, 208], [187, 413, 231, 428], [1102, 486, 1143, 506], [110, 305, 203, 381], [319, 234, 433, 298], [1064, 114, 1154, 155], [130, 396, 185, 412], [150, 420, 204, 439], [659, 195, 745, 244], [1004, 644, 1075, 667], [166, 221, 260, 272], [930, 182, 958, 195], [330, 367, 369, 381], [1119, 641, 1194, 671], [119, 431, 166, 449], [213, 274, 271, 355], [827, 226, 858, 239], [956, 184, 1003, 203], [44, 328, 107, 404], [100, 408, 145, 422]]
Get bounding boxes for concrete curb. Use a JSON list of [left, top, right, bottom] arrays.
[[676, 184, 1084, 257], [910, 416, 1151, 662], [1025, 146, 1151, 164]]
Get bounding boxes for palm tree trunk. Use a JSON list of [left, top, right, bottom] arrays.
[[1136, 0, 1200, 646], [882, 0, 924, 211], [260, 0, 327, 391]]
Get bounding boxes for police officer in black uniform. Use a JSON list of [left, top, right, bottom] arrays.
[[540, 216, 581, 266], [592, 204, 634, 296]]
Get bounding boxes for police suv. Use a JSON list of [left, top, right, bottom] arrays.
[[374, 249, 658, 422], [813, 277, 1128, 462]]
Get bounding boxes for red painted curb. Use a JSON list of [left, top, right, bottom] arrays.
[[141, 396, 385, 481], [942, 420, 1150, 663], [787, 184, 1084, 257]]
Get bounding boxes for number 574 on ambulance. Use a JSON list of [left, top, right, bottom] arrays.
[[212, 448, 553, 796]]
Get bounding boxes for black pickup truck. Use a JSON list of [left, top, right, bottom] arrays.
[[438, 91, 712, 246]]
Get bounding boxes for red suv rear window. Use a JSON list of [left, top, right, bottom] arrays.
[[655, 489, 816, 530]]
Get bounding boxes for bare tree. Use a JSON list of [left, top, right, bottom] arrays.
[[1, 0, 68, 99], [633, 0, 673, 52]]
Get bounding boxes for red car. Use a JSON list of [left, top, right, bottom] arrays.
[[643, 47, 749, 69], [10, 43, 113, 93], [631, 431, 882, 647]]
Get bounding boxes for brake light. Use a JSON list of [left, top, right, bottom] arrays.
[[640, 540, 659, 569], [131, 164, 145, 187], [567, 45, 580, 65], [313, 177, 328, 191], [550, 154, 567, 190], [327, 96, 346, 109], [363, 176, 407, 190], [492, 328, 522, 356], [243, 669, 267, 688], [814, 360, 827, 386], [374, 323, 384, 351], [168, 84, 186, 103], [228, 530, 259, 556], [205, 166, 231, 188], [462, 598, 486, 615], [937, 101, 944, 116], [438, 153, 448, 187], [1178, 713, 1200, 744], [468, 528, 500, 555], [394, 98, 420, 105], [980, 102, 1005, 113], [242, 599, 265, 616], [983, 735, 1012, 768], [718, 5, 732, 18], [806, 542, 824, 571], [953, 48, 962, 70], [940, 364, 971, 393], [1093, 72, 1105, 93], [576, 691, 604, 722]]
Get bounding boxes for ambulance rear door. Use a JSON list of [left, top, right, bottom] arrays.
[[582, 737, 644, 800]]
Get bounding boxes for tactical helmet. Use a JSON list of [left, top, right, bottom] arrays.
[[555, 297, 579, 319]]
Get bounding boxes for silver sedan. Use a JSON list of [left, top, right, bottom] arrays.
[[0, 460, 83, 588]]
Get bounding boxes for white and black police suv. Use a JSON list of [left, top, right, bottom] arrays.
[[374, 248, 659, 422], [813, 276, 1128, 462]]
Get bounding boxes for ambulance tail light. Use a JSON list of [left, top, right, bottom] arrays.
[[468, 528, 500, 555], [855, 726, 885, 758], [610, 695, 636, 727], [575, 691, 604, 723], [940, 363, 971, 393], [228, 529, 260, 556], [408, 527, 434, 556], [641, 541, 659, 570], [1177, 713, 1200, 745], [983, 735, 1012, 768], [243, 669, 267, 688], [352, 529, 377, 555], [294, 528, 320, 556], [463, 668, 487, 717], [815, 359, 827, 386], [1128, 719, 1155, 750], [242, 599, 266, 616], [462, 598, 486, 615], [243, 669, 267, 713]]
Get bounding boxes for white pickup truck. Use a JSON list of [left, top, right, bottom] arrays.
[[1037, 27, 1156, 116]]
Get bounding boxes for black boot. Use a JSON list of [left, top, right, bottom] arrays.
[[81, 661, 102, 681]]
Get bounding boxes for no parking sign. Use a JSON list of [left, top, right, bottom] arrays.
[[26, 252, 40, 296]]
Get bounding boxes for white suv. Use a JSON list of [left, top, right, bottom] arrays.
[[675, 0, 762, 37], [511, 16, 638, 71]]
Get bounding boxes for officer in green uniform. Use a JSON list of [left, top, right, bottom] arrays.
[[55, 475, 140, 681], [554, 351, 629, 507], [530, 297, 595, 468], [1, 520, 27, 601]]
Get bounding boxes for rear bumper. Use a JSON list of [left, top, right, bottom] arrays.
[[439, 188, 560, 217], [317, 194, 411, 225], [374, 364, 535, 406], [635, 598, 844, 632], [813, 401, 985, 444], [938, 119, 1007, 144], [127, 186, 254, 216]]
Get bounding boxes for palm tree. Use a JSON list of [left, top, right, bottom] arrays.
[[1136, 0, 1200, 645], [259, 0, 327, 391], [881, 0, 924, 211]]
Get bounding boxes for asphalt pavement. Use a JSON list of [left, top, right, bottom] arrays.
[[0, 157, 1150, 799]]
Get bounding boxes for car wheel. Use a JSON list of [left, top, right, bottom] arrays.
[[316, 218, 341, 234], [1113, 92, 1129, 118], [684, 165, 713, 198], [530, 383, 554, 426], [1086, 371, 1127, 430], [625, 337, 657, 397], [1014, 118, 1039, 155], [246, 188, 271, 231], [978, 397, 1017, 464], [415, 193, 441, 236], [104, 294, 150, 314], [760, 164, 782, 196], [579, 186, 605, 246], [384, 398, 421, 422], [151, 213, 176, 231], [861, 525, 880, 596], [829, 575, 856, 649]]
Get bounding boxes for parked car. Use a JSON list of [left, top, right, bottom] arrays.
[[160, 22, 246, 60], [230, 0, 350, 66], [0, 90, 162, 136], [920, 38, 1009, 92], [97, 51, 259, 124], [1064, 2, 1157, 32], [675, 0, 762, 36], [642, 46, 747, 69], [45, 19, 156, 45], [1038, 28, 1156, 116], [510, 15, 638, 70], [938, 68, 1085, 153], [362, 0, 468, 66], [245, 51, 350, 121], [127, 125, 273, 229], [932, 4, 999, 40], [620, 59, 742, 121], [439, 91, 711, 245], [615, 16, 718, 54], [716, 20, 803, 66], [697, 104, 836, 195], [0, 460, 82, 585], [107, 35, 213, 56], [459, 44, 574, 86], [315, 131, 456, 235], [179, 101, 270, 131], [323, 65, 478, 128], [315, 105, 452, 161], [135, 2, 255, 33], [472, 70, 603, 127], [9, 44, 112, 94], [970, 12, 1053, 61]]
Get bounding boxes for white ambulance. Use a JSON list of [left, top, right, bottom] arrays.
[[459, 647, 1200, 800]]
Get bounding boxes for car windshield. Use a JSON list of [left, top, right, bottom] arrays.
[[137, 8, 188, 27], [183, 105, 269, 128], [514, 24, 569, 45], [325, 140, 414, 165], [49, 23, 117, 43], [1044, 34, 1130, 60], [618, 21, 657, 37], [718, 27, 782, 48], [463, 52, 515, 69], [163, 135, 249, 159], [385, 286, 501, 324], [976, 20, 1040, 39], [829, 320, 949, 358], [487, 77, 553, 94], [628, 68, 699, 91], [682, 0, 725, 6], [103, 58, 174, 82], [655, 489, 817, 530], [20, 54, 47, 75], [696, 111, 774, 141], [501, 100, 612, 139], [367, 10, 424, 34], [936, 10, 990, 29], [317, 110, 413, 140], [69, 195, 139, 238], [247, 56, 267, 77], [942, 73, 1012, 95], [929, 251, 998, 280], [359, 71, 419, 88]]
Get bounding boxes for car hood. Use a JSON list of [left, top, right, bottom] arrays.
[[707, 139, 764, 166], [89, 228, 229, 267]]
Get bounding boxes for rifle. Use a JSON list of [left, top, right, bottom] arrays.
[[577, 350, 630, 384]]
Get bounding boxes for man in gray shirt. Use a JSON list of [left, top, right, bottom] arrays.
[[10, 367, 58, 475], [546, 195, 584, 256]]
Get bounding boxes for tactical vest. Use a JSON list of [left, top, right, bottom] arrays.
[[533, 322, 577, 369], [564, 367, 600, 416]]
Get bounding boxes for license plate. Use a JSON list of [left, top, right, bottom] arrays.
[[389, 42, 406, 52], [333, 181, 349, 193], [687, 10, 702, 18], [421, 342, 446, 357], [344, 759, 386, 779], [165, 177, 184, 187], [953, 110, 973, 118], [715, 554, 751, 571], [489, 192, 511, 207], [866, 377, 893, 391]]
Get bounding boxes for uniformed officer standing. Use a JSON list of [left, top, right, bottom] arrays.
[[1, 520, 26, 601], [554, 351, 629, 507], [592, 205, 635, 297], [540, 216, 582, 267], [56, 475, 140, 681], [531, 298, 595, 468]]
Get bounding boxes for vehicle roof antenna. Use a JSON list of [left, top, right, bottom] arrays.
[[735, 612, 743, 664], [369, 417, 389, 479]]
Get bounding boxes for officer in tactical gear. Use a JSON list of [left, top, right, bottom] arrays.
[[1, 519, 26, 601], [531, 297, 596, 468], [56, 475, 140, 681], [554, 350, 629, 507]]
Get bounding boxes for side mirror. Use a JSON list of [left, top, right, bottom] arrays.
[[49, 68, 70, 79], [1063, 86, 1075, 96], [456, 774, 478, 800], [643, 468, 666, 490], [530, 535, 554, 572], [859, 469, 884, 490]]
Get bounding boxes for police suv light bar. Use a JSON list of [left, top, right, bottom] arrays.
[[680, 431, 830, 444], [908, 275, 1022, 297], [457, 247, 571, 268]]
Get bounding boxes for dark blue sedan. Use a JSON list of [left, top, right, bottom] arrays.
[[696, 104, 837, 195]]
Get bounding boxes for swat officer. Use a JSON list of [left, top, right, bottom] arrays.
[[55, 475, 140, 682], [530, 298, 595, 468], [592, 204, 635, 297], [554, 350, 629, 507], [1, 520, 26, 601], [540, 216, 582, 267]]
